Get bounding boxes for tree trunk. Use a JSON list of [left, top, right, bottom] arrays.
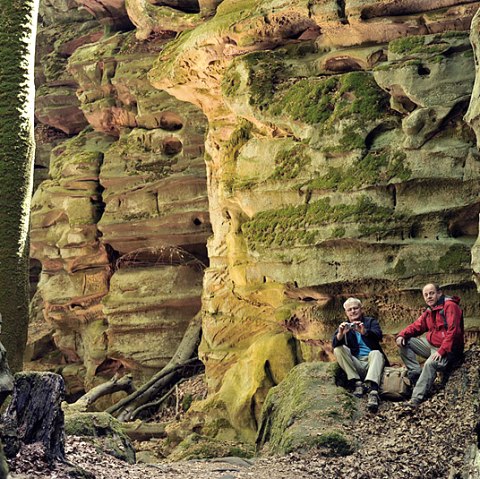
[[0, 0, 39, 372], [2, 372, 65, 464], [107, 313, 202, 421]]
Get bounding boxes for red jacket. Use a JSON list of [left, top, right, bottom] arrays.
[[398, 296, 464, 357]]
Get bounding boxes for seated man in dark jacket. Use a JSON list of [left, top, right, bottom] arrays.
[[332, 297, 389, 412], [396, 283, 464, 407]]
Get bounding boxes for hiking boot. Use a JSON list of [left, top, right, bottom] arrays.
[[367, 391, 379, 412], [407, 398, 421, 408], [353, 381, 364, 398], [395, 399, 419, 418]]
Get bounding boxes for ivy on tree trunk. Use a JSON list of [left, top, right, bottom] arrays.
[[0, 0, 38, 371]]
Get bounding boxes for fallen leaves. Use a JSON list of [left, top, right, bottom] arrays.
[[8, 348, 480, 479]]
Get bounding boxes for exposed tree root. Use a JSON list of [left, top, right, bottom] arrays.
[[107, 314, 202, 421]]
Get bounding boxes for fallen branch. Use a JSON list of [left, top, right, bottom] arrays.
[[120, 421, 167, 441]]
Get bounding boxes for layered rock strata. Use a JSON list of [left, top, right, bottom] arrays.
[[149, 0, 480, 441], [30, 1, 210, 390], [30, 0, 480, 446]]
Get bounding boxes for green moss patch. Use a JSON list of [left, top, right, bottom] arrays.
[[388, 31, 469, 56], [309, 150, 410, 192], [65, 412, 136, 464], [222, 51, 288, 112], [242, 196, 401, 249], [269, 72, 389, 129], [256, 362, 355, 455], [168, 433, 255, 461], [270, 143, 310, 180], [222, 119, 253, 191], [438, 244, 471, 273]]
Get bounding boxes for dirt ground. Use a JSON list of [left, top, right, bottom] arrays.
[[8, 347, 480, 479]]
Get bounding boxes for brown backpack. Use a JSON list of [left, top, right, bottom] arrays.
[[379, 367, 412, 401]]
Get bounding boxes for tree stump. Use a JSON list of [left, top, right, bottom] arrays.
[[1, 372, 65, 464]]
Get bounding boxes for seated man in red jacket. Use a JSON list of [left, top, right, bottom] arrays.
[[396, 283, 464, 407]]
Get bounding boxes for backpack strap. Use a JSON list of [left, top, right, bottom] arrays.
[[438, 298, 464, 331], [439, 308, 447, 329]]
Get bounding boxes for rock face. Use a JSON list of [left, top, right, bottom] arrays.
[[148, 0, 480, 441], [257, 362, 355, 455], [30, 0, 210, 391], [30, 0, 480, 447]]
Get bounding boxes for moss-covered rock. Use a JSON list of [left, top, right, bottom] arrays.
[[256, 361, 356, 455], [168, 432, 255, 461], [375, 31, 475, 149], [65, 412, 136, 464], [193, 332, 298, 443], [241, 196, 402, 249]]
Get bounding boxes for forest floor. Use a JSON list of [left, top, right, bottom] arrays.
[[8, 347, 480, 479]]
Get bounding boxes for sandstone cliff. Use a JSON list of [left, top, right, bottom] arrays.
[[30, 0, 480, 445]]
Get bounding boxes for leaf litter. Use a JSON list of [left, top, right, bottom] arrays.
[[8, 347, 480, 478]]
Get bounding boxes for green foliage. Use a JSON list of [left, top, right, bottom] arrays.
[[309, 150, 410, 192], [242, 196, 399, 249], [270, 144, 310, 180]]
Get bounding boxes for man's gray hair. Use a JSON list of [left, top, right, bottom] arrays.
[[343, 297, 362, 310]]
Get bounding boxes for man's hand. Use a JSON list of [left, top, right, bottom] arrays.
[[354, 321, 365, 334], [432, 351, 442, 361], [396, 336, 405, 347], [336, 322, 349, 340]]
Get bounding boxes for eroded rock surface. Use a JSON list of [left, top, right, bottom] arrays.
[[30, 0, 480, 450], [30, 6, 210, 390], [148, 0, 480, 441]]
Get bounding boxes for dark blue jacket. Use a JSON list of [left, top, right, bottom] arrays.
[[332, 316, 390, 366]]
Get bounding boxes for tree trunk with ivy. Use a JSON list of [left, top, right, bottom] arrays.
[[0, 0, 38, 371]]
